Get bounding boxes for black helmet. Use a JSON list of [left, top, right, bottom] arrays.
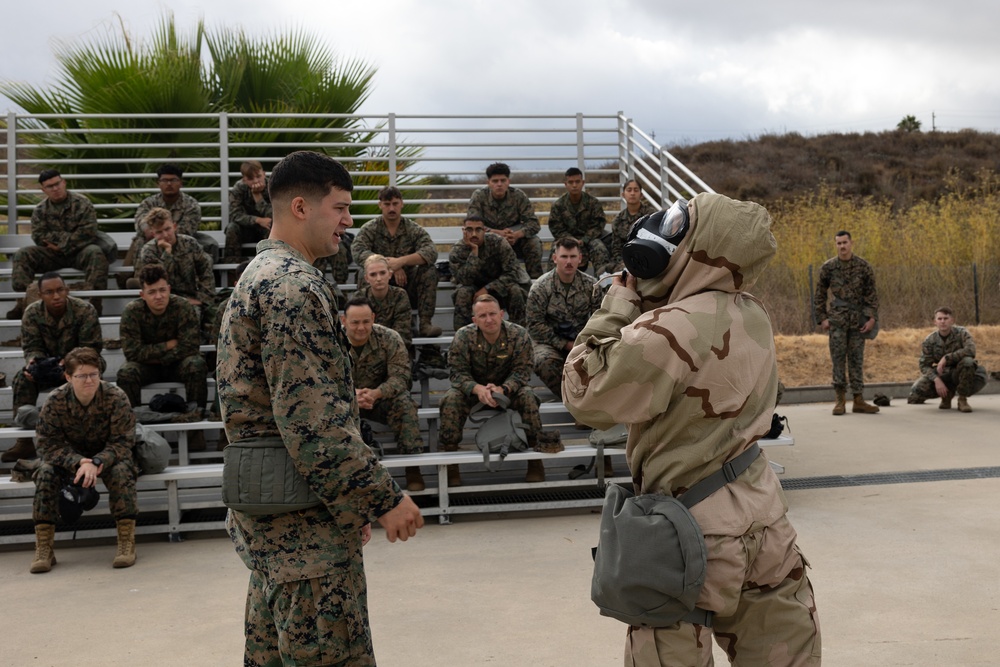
[[59, 483, 100, 525]]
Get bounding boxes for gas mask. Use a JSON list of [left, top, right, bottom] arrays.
[[59, 483, 100, 525], [621, 198, 690, 280]]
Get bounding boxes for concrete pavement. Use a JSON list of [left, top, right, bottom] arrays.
[[1, 392, 998, 666]]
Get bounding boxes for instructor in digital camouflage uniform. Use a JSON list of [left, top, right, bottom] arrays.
[[439, 294, 545, 486], [30, 346, 138, 573], [217, 150, 423, 667], [448, 215, 527, 329], [813, 230, 880, 415], [353, 186, 442, 337], [526, 237, 601, 400], [467, 161, 544, 278], [907, 306, 988, 412], [564, 194, 820, 665], [2, 273, 104, 463], [341, 293, 426, 492], [547, 168, 610, 272]]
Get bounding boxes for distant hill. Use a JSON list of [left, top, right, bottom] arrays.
[[666, 129, 1000, 209]]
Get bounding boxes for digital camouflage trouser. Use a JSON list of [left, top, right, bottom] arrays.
[[12, 369, 63, 413], [452, 284, 526, 330], [512, 236, 544, 279], [580, 237, 611, 275], [393, 263, 439, 324], [625, 515, 821, 667], [533, 342, 569, 399], [33, 459, 138, 523], [224, 223, 268, 262], [828, 325, 866, 394], [12, 245, 109, 292], [909, 357, 987, 399], [438, 386, 542, 449], [360, 394, 424, 455], [116, 357, 209, 408]]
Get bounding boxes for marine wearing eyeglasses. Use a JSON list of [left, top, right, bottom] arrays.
[[2, 273, 104, 463]]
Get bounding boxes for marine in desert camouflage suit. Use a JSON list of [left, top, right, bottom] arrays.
[[564, 193, 821, 666], [525, 237, 601, 399], [217, 151, 422, 667]]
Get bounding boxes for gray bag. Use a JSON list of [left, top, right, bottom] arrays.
[[589, 423, 628, 448], [95, 230, 119, 263], [222, 437, 322, 515], [134, 424, 171, 475], [591, 443, 761, 628], [470, 394, 529, 472]]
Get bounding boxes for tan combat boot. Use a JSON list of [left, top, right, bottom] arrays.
[[113, 519, 137, 568], [418, 318, 442, 337], [30, 524, 57, 574], [404, 466, 425, 492], [939, 392, 953, 410], [852, 394, 880, 414], [525, 459, 546, 483], [957, 396, 972, 413], [832, 390, 846, 416], [1, 437, 36, 463]]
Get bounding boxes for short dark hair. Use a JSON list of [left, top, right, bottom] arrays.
[[139, 263, 169, 287], [552, 237, 581, 252], [378, 186, 403, 202], [156, 164, 183, 179], [485, 162, 510, 179], [564, 167, 583, 179], [463, 215, 485, 225], [344, 293, 374, 312], [622, 178, 641, 193], [38, 169, 61, 184], [64, 347, 102, 375], [835, 230, 852, 239], [268, 151, 353, 204], [934, 306, 954, 317], [37, 271, 65, 289]]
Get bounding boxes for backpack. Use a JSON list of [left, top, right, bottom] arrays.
[[469, 394, 529, 472], [134, 424, 171, 475]]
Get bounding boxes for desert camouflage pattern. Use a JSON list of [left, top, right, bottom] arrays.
[[14, 297, 104, 409], [224, 179, 272, 260], [217, 239, 403, 667], [117, 294, 208, 407], [910, 325, 988, 399], [608, 201, 658, 273], [548, 191, 610, 270], [449, 233, 527, 329], [353, 216, 439, 322], [33, 382, 138, 523], [563, 193, 820, 665], [468, 185, 543, 277], [362, 284, 413, 347], [439, 320, 541, 448], [13, 191, 108, 291], [526, 268, 601, 398], [350, 324, 423, 454], [813, 254, 879, 393], [135, 234, 216, 306]]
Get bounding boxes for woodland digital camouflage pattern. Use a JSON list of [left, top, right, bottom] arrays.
[[135, 234, 216, 306], [350, 324, 423, 454], [353, 216, 440, 324], [134, 192, 202, 237], [526, 268, 601, 398], [218, 240, 403, 667], [117, 294, 208, 408], [564, 193, 820, 665], [225, 179, 272, 260], [468, 185, 543, 277], [813, 253, 879, 394], [13, 297, 104, 409], [439, 320, 541, 449], [547, 191, 610, 270], [33, 382, 137, 523], [608, 201, 658, 273], [910, 325, 987, 399], [13, 191, 108, 291], [448, 233, 527, 329], [361, 285, 413, 347]]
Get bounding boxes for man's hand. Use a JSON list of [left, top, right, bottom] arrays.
[[254, 216, 272, 230], [611, 270, 637, 292], [24, 366, 35, 382], [156, 238, 173, 254], [464, 234, 482, 255], [473, 287, 489, 299], [936, 356, 948, 376], [473, 384, 498, 407], [356, 387, 380, 411], [820, 319, 831, 332], [934, 376, 950, 399], [564, 340, 575, 352], [376, 495, 424, 542], [44, 241, 60, 252], [165, 339, 178, 351], [186, 297, 202, 307], [361, 524, 372, 546], [74, 458, 103, 488], [385, 256, 406, 273], [859, 317, 875, 334]]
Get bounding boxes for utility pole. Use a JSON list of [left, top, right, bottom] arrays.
[[932, 111, 936, 131]]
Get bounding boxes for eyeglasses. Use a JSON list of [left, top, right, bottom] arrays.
[[71, 372, 100, 381]]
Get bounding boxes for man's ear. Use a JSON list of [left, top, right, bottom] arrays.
[[289, 195, 309, 220]]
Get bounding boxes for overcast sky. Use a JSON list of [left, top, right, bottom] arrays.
[[1, 0, 998, 148]]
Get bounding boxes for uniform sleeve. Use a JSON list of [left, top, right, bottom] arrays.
[[488, 238, 521, 291], [411, 223, 438, 265], [20, 308, 46, 364], [526, 280, 561, 350], [228, 183, 258, 228], [194, 248, 216, 305], [36, 395, 85, 470], [377, 332, 412, 401], [947, 329, 976, 365], [547, 198, 570, 241], [389, 292, 413, 346], [77, 303, 105, 356], [174, 300, 201, 360], [813, 262, 831, 322], [136, 241, 158, 276], [449, 242, 481, 287], [582, 196, 608, 243], [261, 277, 401, 527], [860, 262, 879, 319], [502, 328, 534, 396], [93, 388, 136, 468], [448, 330, 477, 396], [467, 188, 486, 218], [62, 198, 99, 255], [177, 196, 202, 237], [134, 198, 154, 233], [919, 334, 939, 380], [514, 190, 540, 237]]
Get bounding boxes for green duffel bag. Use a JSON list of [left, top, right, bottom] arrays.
[[222, 437, 322, 516]]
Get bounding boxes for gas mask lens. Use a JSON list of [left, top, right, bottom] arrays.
[[621, 198, 690, 279], [658, 199, 689, 242]]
